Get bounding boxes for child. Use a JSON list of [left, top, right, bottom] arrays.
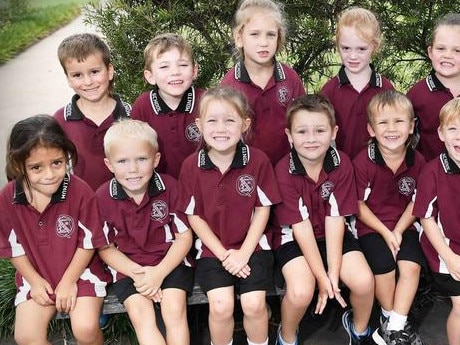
[[96, 119, 193, 345], [352, 90, 426, 345], [221, 0, 306, 166], [0, 115, 109, 345], [131, 33, 205, 179], [272, 94, 375, 345], [54, 33, 131, 191], [320, 7, 394, 159], [178, 86, 282, 345], [413, 98, 460, 345], [407, 13, 460, 161]]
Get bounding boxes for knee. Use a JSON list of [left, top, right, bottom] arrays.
[[72, 320, 102, 344], [241, 296, 267, 318], [285, 286, 314, 309], [352, 272, 375, 297], [14, 331, 35, 345], [162, 301, 187, 326], [209, 297, 234, 321]]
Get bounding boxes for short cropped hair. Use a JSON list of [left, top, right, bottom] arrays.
[[143, 33, 195, 71], [439, 98, 460, 129], [428, 13, 460, 46], [286, 94, 336, 130], [104, 119, 159, 156]]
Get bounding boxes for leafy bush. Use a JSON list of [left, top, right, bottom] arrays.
[[85, 0, 460, 103]]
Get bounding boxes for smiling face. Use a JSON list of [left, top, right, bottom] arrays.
[[65, 52, 114, 103], [337, 26, 374, 75], [25, 146, 67, 200], [196, 99, 250, 157], [144, 47, 197, 104], [235, 10, 279, 68], [367, 104, 414, 154], [428, 25, 460, 80], [104, 137, 160, 200], [286, 109, 338, 167], [439, 117, 460, 167]]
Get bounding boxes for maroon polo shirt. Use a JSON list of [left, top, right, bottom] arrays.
[[54, 94, 131, 191], [353, 140, 426, 238], [320, 65, 394, 159], [221, 61, 306, 166], [178, 141, 282, 259], [407, 71, 456, 161], [96, 172, 191, 282], [413, 153, 460, 274], [271, 147, 358, 250], [131, 86, 204, 179], [0, 175, 109, 305]]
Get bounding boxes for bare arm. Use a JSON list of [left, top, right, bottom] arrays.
[[188, 214, 227, 261]]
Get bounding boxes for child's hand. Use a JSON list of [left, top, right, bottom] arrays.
[[54, 280, 78, 313], [383, 230, 400, 258], [327, 272, 347, 308], [222, 249, 251, 276], [315, 275, 334, 314], [235, 265, 251, 279], [30, 277, 54, 307], [446, 253, 460, 281], [132, 266, 165, 303]]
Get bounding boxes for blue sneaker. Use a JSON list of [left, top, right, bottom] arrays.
[[99, 313, 111, 330], [275, 324, 299, 345], [342, 309, 371, 345]]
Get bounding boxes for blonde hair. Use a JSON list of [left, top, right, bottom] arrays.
[[199, 85, 251, 121], [232, 0, 287, 60], [439, 98, 460, 129], [336, 7, 382, 52], [143, 33, 195, 71], [367, 90, 415, 147], [104, 119, 159, 156]]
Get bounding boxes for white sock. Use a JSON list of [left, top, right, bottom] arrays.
[[277, 334, 297, 345], [381, 307, 391, 320], [247, 338, 268, 345], [211, 341, 233, 345], [387, 311, 407, 331]]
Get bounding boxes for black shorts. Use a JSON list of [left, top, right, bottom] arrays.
[[358, 230, 425, 275], [195, 250, 274, 295], [430, 272, 460, 296], [111, 265, 194, 304], [275, 230, 361, 276]]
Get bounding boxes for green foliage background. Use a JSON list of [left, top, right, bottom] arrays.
[[84, 0, 460, 103]]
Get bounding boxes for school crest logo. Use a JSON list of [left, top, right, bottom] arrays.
[[398, 176, 416, 196], [151, 200, 168, 222], [185, 122, 201, 142], [278, 86, 290, 107], [56, 214, 75, 238], [236, 174, 255, 197], [320, 181, 335, 200]]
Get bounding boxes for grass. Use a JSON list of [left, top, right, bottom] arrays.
[[0, 0, 91, 64]]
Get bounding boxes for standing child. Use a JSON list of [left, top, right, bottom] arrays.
[[407, 13, 460, 161], [54, 33, 131, 191], [321, 7, 394, 159], [272, 94, 375, 345], [0, 115, 108, 345], [221, 0, 306, 166], [178, 86, 281, 345], [131, 33, 205, 179], [352, 90, 426, 345], [96, 119, 193, 345], [413, 98, 460, 345]]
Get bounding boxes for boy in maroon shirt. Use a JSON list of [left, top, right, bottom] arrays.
[[54, 33, 130, 191], [320, 7, 393, 159], [353, 90, 426, 345], [96, 119, 193, 345], [413, 98, 460, 345], [131, 33, 205, 179], [271, 94, 374, 345], [407, 13, 460, 161]]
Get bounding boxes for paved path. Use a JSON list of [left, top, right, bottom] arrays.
[[0, 15, 97, 188]]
